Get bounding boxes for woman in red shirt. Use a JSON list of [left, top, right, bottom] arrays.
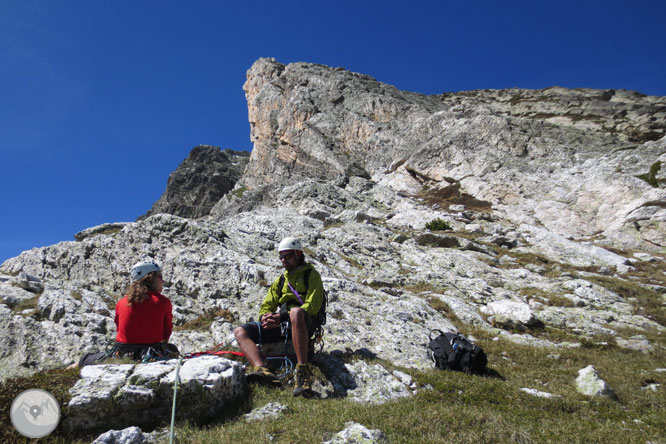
[[115, 260, 173, 345], [75, 261, 177, 367]]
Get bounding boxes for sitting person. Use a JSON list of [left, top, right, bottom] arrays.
[[75, 260, 177, 367], [234, 237, 324, 396]]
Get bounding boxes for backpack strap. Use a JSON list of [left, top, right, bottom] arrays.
[[303, 268, 312, 297], [276, 269, 312, 304], [429, 329, 445, 341], [277, 274, 285, 299]]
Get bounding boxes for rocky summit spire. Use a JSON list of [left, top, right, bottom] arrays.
[[140, 145, 250, 220]]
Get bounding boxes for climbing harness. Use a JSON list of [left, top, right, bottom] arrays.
[[90, 341, 179, 365]]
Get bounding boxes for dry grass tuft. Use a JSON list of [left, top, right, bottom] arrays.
[[175, 308, 236, 332]]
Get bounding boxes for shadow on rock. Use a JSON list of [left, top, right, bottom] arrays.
[[311, 348, 380, 398]]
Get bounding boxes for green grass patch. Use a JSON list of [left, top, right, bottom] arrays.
[[624, 255, 666, 287], [339, 254, 364, 270], [366, 280, 396, 289], [494, 250, 602, 278], [12, 295, 39, 312], [635, 161, 662, 188], [425, 218, 452, 231], [519, 288, 576, 308], [11, 296, 44, 320], [3, 323, 665, 444], [417, 182, 492, 213], [403, 282, 449, 295], [581, 275, 666, 326], [322, 220, 345, 230], [97, 226, 123, 237], [416, 233, 460, 248], [425, 295, 462, 326], [231, 186, 248, 198]]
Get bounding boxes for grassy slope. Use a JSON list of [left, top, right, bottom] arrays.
[[3, 328, 662, 444], [177, 330, 665, 444]]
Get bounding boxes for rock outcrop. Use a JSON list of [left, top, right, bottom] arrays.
[[235, 58, 666, 252], [323, 422, 387, 444], [140, 145, 250, 220], [64, 356, 245, 434], [0, 58, 664, 423]]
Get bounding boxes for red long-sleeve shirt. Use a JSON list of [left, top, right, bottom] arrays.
[[115, 291, 173, 344]]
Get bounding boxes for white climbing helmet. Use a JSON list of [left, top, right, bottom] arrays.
[[278, 237, 303, 252], [130, 261, 161, 281]]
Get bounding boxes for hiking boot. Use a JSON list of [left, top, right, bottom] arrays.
[[246, 366, 279, 385], [293, 363, 315, 397]]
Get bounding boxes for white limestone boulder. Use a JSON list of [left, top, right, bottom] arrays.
[[244, 402, 288, 422], [323, 422, 387, 444], [92, 426, 145, 444], [64, 356, 246, 434], [483, 300, 539, 330], [575, 365, 615, 398]]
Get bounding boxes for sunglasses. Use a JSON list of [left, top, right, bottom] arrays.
[[279, 252, 296, 261]]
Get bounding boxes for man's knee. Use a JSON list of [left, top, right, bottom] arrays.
[[234, 326, 248, 340], [289, 307, 305, 324]]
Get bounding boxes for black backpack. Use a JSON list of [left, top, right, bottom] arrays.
[[427, 330, 487, 375]]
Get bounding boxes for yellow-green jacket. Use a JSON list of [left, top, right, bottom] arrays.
[[259, 263, 324, 320]]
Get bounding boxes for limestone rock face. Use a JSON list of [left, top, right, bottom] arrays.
[[238, 57, 666, 252], [140, 145, 250, 220]]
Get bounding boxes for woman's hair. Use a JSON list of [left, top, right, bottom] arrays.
[[125, 271, 160, 306]]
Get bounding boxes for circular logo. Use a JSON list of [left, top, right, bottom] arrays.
[[10, 389, 61, 438]]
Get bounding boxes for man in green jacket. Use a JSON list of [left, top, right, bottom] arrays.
[[234, 236, 324, 396]]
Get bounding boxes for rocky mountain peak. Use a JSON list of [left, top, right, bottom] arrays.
[[140, 145, 249, 220], [235, 57, 665, 252]]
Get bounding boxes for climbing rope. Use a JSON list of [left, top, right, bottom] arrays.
[[266, 355, 294, 379], [169, 356, 182, 444], [184, 338, 244, 359]]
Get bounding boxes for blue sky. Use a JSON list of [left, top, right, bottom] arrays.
[[1, 0, 665, 264]]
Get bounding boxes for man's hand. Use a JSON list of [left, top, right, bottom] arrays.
[[261, 312, 280, 329]]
